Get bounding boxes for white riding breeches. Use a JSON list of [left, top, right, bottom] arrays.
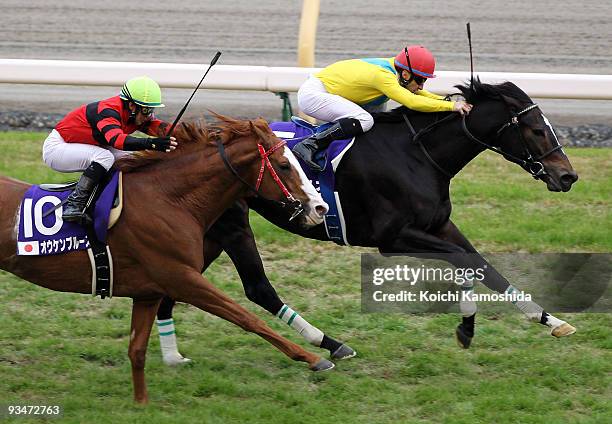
[[297, 75, 383, 131], [42, 129, 131, 172]]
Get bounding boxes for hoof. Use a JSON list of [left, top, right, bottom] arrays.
[[163, 353, 193, 366], [551, 322, 576, 338], [455, 324, 473, 349], [310, 358, 335, 372], [331, 344, 357, 360]]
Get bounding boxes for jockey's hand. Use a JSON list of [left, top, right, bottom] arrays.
[[147, 136, 178, 152], [453, 101, 473, 115]]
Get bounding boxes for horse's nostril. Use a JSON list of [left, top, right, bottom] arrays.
[[560, 172, 578, 186], [315, 205, 327, 217]]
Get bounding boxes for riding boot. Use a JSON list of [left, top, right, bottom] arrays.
[[62, 161, 107, 224], [292, 118, 363, 172]]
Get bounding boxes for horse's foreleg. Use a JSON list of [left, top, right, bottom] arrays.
[[129, 298, 162, 404], [207, 204, 355, 360], [168, 270, 334, 371], [221, 233, 356, 360], [155, 296, 191, 366]]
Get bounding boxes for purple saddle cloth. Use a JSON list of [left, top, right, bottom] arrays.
[[269, 119, 355, 245], [17, 170, 119, 256]]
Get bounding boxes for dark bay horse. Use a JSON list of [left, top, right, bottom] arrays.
[[161, 80, 579, 360], [0, 116, 333, 403]]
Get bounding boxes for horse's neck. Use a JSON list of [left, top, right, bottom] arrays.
[[418, 113, 488, 178], [189, 145, 262, 226], [143, 145, 257, 228]]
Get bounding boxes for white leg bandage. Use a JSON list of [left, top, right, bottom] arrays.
[[459, 279, 477, 317], [157, 318, 191, 366], [277, 304, 324, 347], [505, 285, 544, 322], [542, 313, 565, 329]]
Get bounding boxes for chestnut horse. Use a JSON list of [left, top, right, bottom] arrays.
[[0, 116, 332, 403]]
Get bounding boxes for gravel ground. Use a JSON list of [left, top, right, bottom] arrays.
[[0, 0, 610, 144]]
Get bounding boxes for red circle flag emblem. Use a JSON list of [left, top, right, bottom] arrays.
[[25, 244, 33, 253]]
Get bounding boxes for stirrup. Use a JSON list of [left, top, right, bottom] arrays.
[[62, 189, 98, 225], [62, 209, 92, 225], [293, 143, 323, 172]]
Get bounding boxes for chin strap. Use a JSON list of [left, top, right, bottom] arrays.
[[398, 47, 416, 88]]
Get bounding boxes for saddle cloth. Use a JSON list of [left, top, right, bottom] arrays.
[[17, 170, 121, 256], [269, 118, 354, 245]]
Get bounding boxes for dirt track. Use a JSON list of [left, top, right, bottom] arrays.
[[1, 0, 611, 124]]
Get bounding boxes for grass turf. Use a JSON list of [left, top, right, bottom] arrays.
[[0, 132, 610, 423]]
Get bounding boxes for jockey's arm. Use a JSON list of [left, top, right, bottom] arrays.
[[376, 73, 455, 113], [140, 118, 170, 137], [94, 110, 169, 151], [94, 109, 132, 150], [415, 89, 446, 101]]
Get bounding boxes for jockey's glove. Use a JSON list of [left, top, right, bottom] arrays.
[[123, 136, 175, 152], [146, 136, 173, 151]]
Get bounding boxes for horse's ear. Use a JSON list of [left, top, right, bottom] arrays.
[[249, 120, 269, 143]]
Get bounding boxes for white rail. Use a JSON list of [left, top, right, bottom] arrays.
[[1, 59, 612, 100]]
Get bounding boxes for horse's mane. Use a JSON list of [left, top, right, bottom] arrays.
[[373, 78, 530, 123], [116, 114, 270, 172], [455, 78, 531, 105]]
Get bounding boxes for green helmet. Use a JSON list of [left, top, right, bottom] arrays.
[[119, 76, 165, 108]]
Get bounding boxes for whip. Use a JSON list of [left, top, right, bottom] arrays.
[[167, 51, 222, 136]]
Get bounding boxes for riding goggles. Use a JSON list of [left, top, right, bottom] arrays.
[[412, 75, 427, 85], [139, 106, 155, 116]]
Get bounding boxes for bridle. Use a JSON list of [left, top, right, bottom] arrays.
[[215, 136, 304, 220], [463, 103, 563, 179], [405, 102, 563, 180]]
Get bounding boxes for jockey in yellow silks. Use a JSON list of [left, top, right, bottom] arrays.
[[293, 45, 473, 171]]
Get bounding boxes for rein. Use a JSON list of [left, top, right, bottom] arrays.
[[404, 103, 563, 180], [214, 136, 304, 220], [403, 113, 457, 179]]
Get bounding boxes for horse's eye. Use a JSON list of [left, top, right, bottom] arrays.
[[279, 162, 291, 171], [532, 128, 546, 137]]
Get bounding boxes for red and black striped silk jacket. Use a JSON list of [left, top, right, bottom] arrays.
[[55, 96, 167, 150]]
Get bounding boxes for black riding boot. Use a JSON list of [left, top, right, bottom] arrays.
[[292, 118, 363, 172], [62, 161, 107, 224]]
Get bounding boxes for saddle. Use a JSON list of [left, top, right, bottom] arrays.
[[17, 171, 124, 298], [270, 118, 355, 245], [39, 173, 124, 229]]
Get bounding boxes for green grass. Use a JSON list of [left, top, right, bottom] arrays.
[[0, 133, 610, 423]]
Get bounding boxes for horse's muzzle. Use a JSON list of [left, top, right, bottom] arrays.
[[559, 171, 578, 192], [546, 170, 578, 192]]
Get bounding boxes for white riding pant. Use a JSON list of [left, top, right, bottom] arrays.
[[297, 75, 384, 132], [42, 129, 132, 172]]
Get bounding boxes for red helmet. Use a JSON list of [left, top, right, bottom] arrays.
[[394, 45, 436, 78]]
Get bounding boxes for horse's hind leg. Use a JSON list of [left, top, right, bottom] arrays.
[[169, 270, 334, 371], [129, 298, 162, 404]]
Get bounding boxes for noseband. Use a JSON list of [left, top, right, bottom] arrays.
[[215, 136, 304, 220]]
